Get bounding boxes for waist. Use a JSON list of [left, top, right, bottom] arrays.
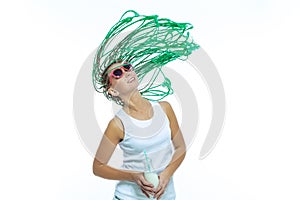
[[121, 145, 173, 173]]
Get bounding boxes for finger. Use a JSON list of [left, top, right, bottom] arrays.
[[140, 176, 154, 188], [138, 182, 154, 193], [141, 185, 155, 193], [154, 185, 164, 199], [155, 183, 163, 194], [140, 178, 155, 193], [143, 187, 154, 194], [142, 181, 154, 188], [156, 189, 164, 200], [137, 181, 153, 193], [141, 189, 150, 198]]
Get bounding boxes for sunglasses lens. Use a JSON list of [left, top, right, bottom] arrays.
[[110, 63, 133, 80], [112, 69, 123, 77], [123, 64, 132, 71]]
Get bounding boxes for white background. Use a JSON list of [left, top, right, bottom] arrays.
[[1, 0, 300, 199]]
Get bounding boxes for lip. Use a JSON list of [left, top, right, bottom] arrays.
[[128, 77, 135, 83]]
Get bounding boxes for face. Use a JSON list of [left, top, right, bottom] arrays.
[[106, 62, 139, 97]]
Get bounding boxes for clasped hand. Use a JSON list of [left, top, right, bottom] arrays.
[[132, 171, 170, 200]]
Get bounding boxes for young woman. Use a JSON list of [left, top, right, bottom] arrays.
[[92, 61, 186, 200], [92, 10, 199, 199]]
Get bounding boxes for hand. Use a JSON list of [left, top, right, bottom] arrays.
[[154, 171, 171, 200], [131, 172, 155, 198]]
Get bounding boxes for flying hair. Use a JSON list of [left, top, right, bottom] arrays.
[[92, 10, 200, 105]]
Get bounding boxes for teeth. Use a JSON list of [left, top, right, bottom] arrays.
[[128, 77, 134, 83]]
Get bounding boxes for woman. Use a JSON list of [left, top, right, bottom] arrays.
[[93, 60, 186, 200], [92, 10, 199, 199]]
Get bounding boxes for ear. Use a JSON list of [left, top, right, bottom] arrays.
[[108, 87, 119, 97]]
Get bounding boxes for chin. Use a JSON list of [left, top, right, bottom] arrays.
[[124, 83, 139, 95]]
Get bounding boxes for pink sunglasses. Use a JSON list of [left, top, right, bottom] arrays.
[[108, 63, 133, 84]]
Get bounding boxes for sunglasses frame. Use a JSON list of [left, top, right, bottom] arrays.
[[108, 63, 133, 84]]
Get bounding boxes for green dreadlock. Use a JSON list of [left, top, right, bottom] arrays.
[[92, 10, 200, 105]]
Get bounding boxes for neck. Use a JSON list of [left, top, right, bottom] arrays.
[[122, 90, 150, 112]]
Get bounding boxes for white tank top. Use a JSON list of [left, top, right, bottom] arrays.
[[114, 101, 176, 200]]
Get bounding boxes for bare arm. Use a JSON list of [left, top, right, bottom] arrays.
[[155, 101, 186, 199], [159, 101, 186, 177], [92, 117, 155, 196], [92, 117, 132, 180]]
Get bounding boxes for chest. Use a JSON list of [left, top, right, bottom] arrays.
[[119, 121, 172, 153]]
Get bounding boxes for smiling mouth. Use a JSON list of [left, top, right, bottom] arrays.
[[128, 77, 135, 83]]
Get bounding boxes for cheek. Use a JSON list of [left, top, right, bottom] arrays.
[[112, 79, 127, 91], [132, 71, 138, 78]]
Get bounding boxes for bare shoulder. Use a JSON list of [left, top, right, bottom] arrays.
[[158, 101, 181, 139], [158, 101, 173, 115], [105, 116, 124, 143]]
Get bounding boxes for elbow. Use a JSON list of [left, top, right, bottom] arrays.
[[92, 159, 103, 177], [179, 145, 186, 160], [92, 161, 98, 176], [174, 145, 186, 160], [92, 165, 98, 176], [181, 149, 186, 160]]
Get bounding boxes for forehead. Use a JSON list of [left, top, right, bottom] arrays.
[[106, 62, 125, 73]]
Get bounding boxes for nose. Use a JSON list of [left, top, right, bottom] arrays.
[[125, 70, 131, 77]]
